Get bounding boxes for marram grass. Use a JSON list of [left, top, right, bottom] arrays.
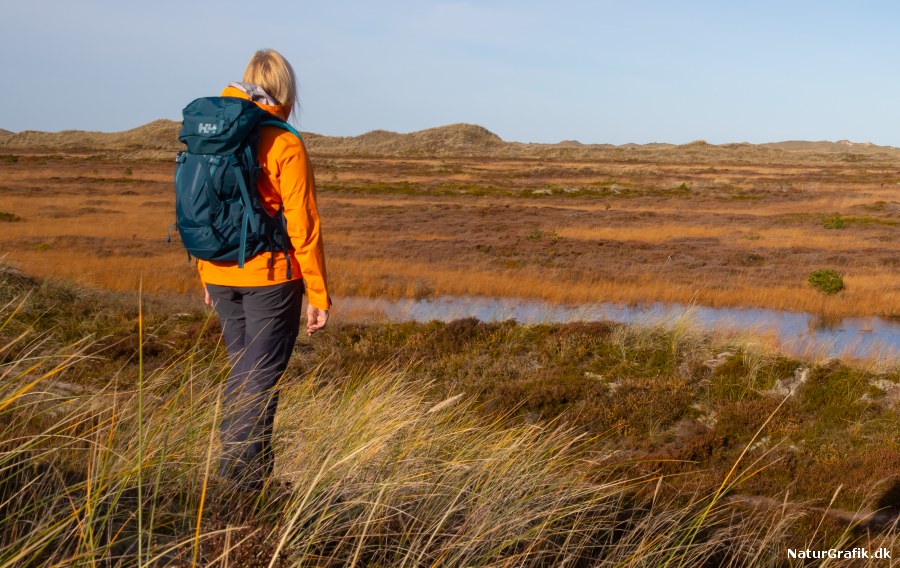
[[1, 276, 899, 565]]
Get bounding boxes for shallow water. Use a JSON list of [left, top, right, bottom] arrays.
[[336, 295, 900, 361]]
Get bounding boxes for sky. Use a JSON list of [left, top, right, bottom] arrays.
[[3, 0, 900, 145]]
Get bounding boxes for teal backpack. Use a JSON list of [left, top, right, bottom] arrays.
[[172, 96, 301, 278]]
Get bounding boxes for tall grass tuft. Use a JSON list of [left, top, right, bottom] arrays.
[[1, 272, 897, 565]]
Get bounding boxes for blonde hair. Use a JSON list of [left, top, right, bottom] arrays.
[[242, 49, 298, 115]]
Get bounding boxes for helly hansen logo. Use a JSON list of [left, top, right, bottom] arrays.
[[198, 123, 218, 135]]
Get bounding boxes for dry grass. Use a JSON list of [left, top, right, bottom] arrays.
[[327, 256, 899, 320], [4, 267, 900, 566], [0, 294, 792, 564], [556, 224, 890, 252], [17, 272, 900, 565], [556, 224, 734, 242], [0, 148, 897, 318]]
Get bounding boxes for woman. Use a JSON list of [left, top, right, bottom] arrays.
[[198, 49, 330, 490]]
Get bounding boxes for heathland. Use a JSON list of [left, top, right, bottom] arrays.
[[2, 260, 900, 565], [0, 123, 899, 565], [1, 122, 898, 317]]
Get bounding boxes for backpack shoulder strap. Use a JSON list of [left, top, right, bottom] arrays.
[[259, 119, 303, 140]]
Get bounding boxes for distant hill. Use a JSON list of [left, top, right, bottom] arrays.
[[306, 124, 504, 157], [2, 120, 899, 164], [761, 140, 890, 153], [2, 119, 178, 154]]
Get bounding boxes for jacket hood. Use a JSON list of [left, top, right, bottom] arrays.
[[221, 83, 291, 121]]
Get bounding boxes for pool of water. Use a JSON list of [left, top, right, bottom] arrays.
[[336, 295, 900, 361]]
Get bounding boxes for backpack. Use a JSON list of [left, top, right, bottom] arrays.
[[171, 96, 301, 279]]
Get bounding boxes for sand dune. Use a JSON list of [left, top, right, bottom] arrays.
[[2, 120, 898, 163]]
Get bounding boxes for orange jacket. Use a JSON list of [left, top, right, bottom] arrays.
[[197, 86, 331, 310]]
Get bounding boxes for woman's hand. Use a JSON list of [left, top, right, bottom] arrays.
[[307, 304, 329, 336], [204, 286, 213, 307]]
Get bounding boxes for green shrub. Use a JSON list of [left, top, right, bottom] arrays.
[[123, 166, 133, 176], [807, 269, 844, 294], [526, 229, 561, 241], [822, 213, 845, 229], [2, 155, 17, 164], [0, 211, 21, 222]]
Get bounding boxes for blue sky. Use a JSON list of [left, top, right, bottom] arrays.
[[3, 0, 900, 145]]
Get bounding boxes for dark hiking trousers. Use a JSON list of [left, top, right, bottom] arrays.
[[206, 279, 304, 489]]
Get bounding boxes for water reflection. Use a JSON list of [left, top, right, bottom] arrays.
[[336, 295, 900, 361]]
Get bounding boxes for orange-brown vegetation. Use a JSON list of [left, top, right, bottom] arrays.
[[1, 123, 898, 317], [2, 266, 899, 564], [2, 117, 899, 561]]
